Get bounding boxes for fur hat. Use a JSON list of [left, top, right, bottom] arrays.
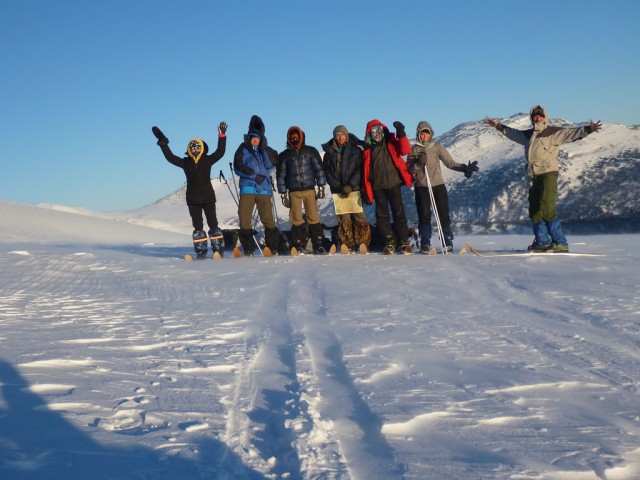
[[248, 115, 265, 138]]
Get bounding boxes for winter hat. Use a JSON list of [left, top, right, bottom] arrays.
[[333, 125, 349, 139], [248, 115, 265, 138]]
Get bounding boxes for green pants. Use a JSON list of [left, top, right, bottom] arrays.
[[528, 172, 558, 223]]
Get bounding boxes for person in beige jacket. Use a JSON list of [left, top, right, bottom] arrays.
[[407, 121, 478, 252], [486, 105, 601, 252]]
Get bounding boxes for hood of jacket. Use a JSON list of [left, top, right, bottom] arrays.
[[186, 138, 208, 163], [415, 120, 434, 138], [415, 121, 436, 148], [530, 105, 549, 130], [286, 126, 306, 151], [365, 119, 390, 145]]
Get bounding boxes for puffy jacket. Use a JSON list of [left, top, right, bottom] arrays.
[[407, 121, 463, 187], [498, 105, 593, 178], [362, 119, 412, 203], [160, 136, 226, 205], [233, 135, 279, 195], [277, 127, 326, 193], [321, 133, 364, 194]]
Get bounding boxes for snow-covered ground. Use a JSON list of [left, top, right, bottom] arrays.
[[1, 199, 639, 480]]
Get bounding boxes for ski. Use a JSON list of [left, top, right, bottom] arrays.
[[185, 251, 221, 262], [465, 243, 604, 258]]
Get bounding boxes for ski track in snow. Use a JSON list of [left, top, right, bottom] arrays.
[[1, 239, 640, 479]]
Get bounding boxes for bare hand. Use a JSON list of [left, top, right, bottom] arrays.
[[485, 117, 500, 129], [590, 119, 602, 133]]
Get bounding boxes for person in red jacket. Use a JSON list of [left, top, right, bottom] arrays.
[[362, 119, 413, 253]]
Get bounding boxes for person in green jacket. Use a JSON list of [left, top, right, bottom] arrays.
[[486, 105, 602, 252]]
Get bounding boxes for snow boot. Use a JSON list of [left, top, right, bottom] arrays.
[[208, 228, 225, 256], [239, 228, 254, 256], [291, 224, 308, 253], [264, 226, 280, 254], [338, 220, 355, 249], [354, 221, 371, 251], [527, 241, 551, 252], [548, 243, 569, 253], [193, 230, 208, 259], [383, 234, 396, 255], [309, 223, 325, 254]]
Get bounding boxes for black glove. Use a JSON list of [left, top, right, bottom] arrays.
[[463, 160, 479, 179], [281, 194, 290, 208], [255, 174, 266, 184], [152, 126, 169, 146], [316, 186, 325, 199], [218, 122, 228, 134], [414, 154, 427, 166], [393, 121, 406, 138]]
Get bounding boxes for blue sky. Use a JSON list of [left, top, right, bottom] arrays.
[[1, 0, 638, 211]]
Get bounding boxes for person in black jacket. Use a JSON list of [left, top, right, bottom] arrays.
[[321, 125, 370, 253], [277, 126, 327, 254], [152, 123, 227, 258]]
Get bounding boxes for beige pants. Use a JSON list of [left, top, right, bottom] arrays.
[[238, 194, 276, 230], [289, 190, 320, 226]]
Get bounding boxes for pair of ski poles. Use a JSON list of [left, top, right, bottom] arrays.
[[219, 167, 263, 255], [423, 164, 449, 254]]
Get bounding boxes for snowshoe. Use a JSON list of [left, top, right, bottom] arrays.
[[290, 246, 299, 256], [340, 244, 352, 255], [358, 244, 368, 254], [212, 251, 222, 260], [263, 247, 273, 257], [400, 244, 412, 255], [383, 245, 395, 255], [232, 247, 243, 258], [328, 244, 337, 255]]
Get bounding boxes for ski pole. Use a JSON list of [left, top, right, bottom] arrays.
[[219, 171, 238, 207], [229, 162, 240, 200], [424, 164, 448, 254]]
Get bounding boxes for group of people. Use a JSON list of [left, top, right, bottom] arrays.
[[153, 105, 602, 258]]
